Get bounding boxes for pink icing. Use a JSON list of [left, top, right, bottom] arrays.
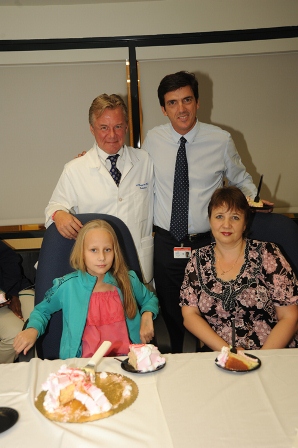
[[216, 347, 230, 367], [216, 347, 258, 368], [41, 364, 111, 414], [129, 344, 165, 372]]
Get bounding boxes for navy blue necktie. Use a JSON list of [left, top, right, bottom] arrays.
[[107, 154, 121, 186], [170, 136, 189, 241]]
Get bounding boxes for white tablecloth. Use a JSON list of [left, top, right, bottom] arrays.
[[1, 349, 298, 448]]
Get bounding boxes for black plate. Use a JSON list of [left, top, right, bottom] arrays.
[[121, 358, 166, 374], [215, 353, 261, 372], [249, 204, 273, 211], [0, 407, 18, 433]]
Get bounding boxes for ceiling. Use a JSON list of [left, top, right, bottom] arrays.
[[1, 0, 158, 5]]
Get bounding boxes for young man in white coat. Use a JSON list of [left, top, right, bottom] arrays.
[[45, 94, 154, 284]]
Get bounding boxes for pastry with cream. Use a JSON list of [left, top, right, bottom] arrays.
[[216, 346, 259, 371], [41, 364, 112, 415], [36, 364, 138, 423], [246, 196, 263, 208], [128, 343, 166, 372]]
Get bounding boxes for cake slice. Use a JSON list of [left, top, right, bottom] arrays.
[[128, 344, 165, 372], [216, 347, 259, 371], [41, 364, 112, 415]]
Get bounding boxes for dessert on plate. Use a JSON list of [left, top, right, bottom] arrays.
[[246, 196, 263, 208], [216, 346, 259, 371], [128, 343, 166, 372], [35, 364, 138, 422], [41, 365, 112, 415]]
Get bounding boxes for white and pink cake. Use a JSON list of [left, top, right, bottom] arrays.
[[41, 364, 112, 415], [216, 347, 259, 371], [128, 344, 166, 372]]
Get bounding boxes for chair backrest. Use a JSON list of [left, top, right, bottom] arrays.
[[35, 213, 143, 359], [248, 212, 298, 276]]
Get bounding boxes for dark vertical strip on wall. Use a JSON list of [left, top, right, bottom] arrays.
[[128, 44, 140, 148]]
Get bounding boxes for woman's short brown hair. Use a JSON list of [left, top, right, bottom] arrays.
[[208, 186, 251, 231]]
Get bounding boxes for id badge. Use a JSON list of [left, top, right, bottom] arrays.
[[173, 247, 191, 259]]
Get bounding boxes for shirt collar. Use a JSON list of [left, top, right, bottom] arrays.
[[96, 144, 124, 162], [78, 269, 118, 288], [170, 119, 199, 145]]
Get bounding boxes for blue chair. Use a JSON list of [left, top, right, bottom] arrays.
[[34, 213, 170, 359], [248, 212, 298, 276]]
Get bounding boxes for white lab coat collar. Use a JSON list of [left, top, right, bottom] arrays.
[[88, 143, 138, 181]]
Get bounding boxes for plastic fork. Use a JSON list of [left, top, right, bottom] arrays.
[[82, 340, 112, 382]]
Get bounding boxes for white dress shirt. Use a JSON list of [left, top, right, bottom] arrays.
[[96, 145, 125, 173], [143, 120, 257, 234]]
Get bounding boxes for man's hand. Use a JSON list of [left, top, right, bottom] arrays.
[[258, 198, 274, 213], [13, 328, 38, 355], [8, 295, 23, 320], [140, 311, 154, 343], [54, 210, 83, 239], [75, 151, 87, 158]]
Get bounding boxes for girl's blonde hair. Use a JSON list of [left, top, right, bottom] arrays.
[[70, 219, 137, 319]]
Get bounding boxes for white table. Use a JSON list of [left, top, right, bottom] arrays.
[[1, 350, 298, 448]]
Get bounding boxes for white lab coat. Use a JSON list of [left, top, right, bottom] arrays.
[[45, 144, 154, 283]]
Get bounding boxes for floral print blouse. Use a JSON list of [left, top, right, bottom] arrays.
[[180, 239, 298, 349]]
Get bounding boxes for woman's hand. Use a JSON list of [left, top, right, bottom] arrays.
[[13, 328, 38, 355], [140, 311, 154, 343], [182, 305, 229, 352]]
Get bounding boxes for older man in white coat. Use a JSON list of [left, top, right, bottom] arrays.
[[45, 94, 154, 284]]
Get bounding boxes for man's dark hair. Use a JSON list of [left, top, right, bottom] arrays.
[[157, 71, 199, 107]]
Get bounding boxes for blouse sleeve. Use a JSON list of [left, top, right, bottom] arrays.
[[261, 242, 298, 307], [128, 271, 159, 319], [179, 251, 201, 307], [27, 277, 63, 336]]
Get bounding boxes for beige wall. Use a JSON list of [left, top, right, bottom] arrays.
[[0, 0, 297, 224], [1, 0, 298, 40], [0, 61, 128, 225], [139, 53, 298, 213]]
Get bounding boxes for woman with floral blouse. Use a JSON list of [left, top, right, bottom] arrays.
[[180, 186, 298, 351]]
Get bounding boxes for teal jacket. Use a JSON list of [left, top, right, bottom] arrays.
[[27, 270, 159, 359]]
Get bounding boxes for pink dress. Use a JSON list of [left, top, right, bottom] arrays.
[[82, 288, 131, 357]]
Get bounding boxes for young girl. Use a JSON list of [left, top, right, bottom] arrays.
[[14, 220, 159, 359]]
